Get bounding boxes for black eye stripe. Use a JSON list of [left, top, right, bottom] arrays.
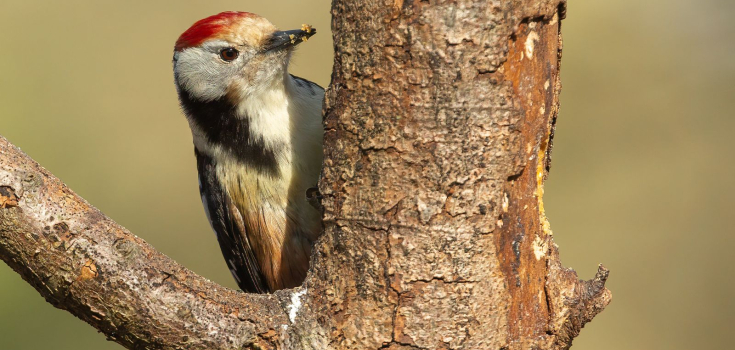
[[219, 48, 239, 62]]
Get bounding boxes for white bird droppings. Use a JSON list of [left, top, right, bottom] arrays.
[[524, 32, 540, 59], [288, 287, 307, 323], [533, 235, 546, 260]]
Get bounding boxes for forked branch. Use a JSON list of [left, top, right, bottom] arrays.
[[0, 135, 290, 349]]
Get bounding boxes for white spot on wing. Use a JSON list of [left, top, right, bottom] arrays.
[[200, 193, 215, 236], [230, 269, 241, 283], [227, 259, 241, 283]]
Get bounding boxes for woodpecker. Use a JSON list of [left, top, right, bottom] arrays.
[[172, 12, 323, 293]]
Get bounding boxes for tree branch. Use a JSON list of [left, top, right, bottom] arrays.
[[0, 135, 289, 349]]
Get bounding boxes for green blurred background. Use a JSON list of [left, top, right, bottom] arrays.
[[1, 1, 733, 349]]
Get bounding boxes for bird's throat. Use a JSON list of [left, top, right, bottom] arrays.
[[178, 86, 289, 177]]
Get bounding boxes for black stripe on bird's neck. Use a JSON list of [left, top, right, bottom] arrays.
[[178, 86, 282, 177]]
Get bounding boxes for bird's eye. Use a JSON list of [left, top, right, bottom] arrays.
[[219, 48, 239, 62]]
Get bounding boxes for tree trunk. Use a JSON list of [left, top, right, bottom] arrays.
[[0, 1, 609, 349]]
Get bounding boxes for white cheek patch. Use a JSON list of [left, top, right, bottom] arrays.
[[175, 44, 240, 102]]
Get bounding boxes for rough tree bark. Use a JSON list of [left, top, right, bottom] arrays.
[[0, 1, 610, 349]]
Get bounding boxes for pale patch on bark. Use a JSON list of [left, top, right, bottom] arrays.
[[525, 31, 540, 59], [288, 287, 307, 323]]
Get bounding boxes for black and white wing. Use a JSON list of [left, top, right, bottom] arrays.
[[195, 148, 268, 293]]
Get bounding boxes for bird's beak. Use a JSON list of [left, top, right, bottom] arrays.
[[264, 26, 316, 52]]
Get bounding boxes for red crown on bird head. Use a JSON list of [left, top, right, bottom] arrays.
[[175, 12, 255, 51]]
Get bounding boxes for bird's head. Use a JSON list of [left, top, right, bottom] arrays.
[[173, 12, 316, 102]]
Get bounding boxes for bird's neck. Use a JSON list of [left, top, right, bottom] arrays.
[[235, 77, 293, 152], [179, 77, 292, 177], [180, 72, 323, 177]]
